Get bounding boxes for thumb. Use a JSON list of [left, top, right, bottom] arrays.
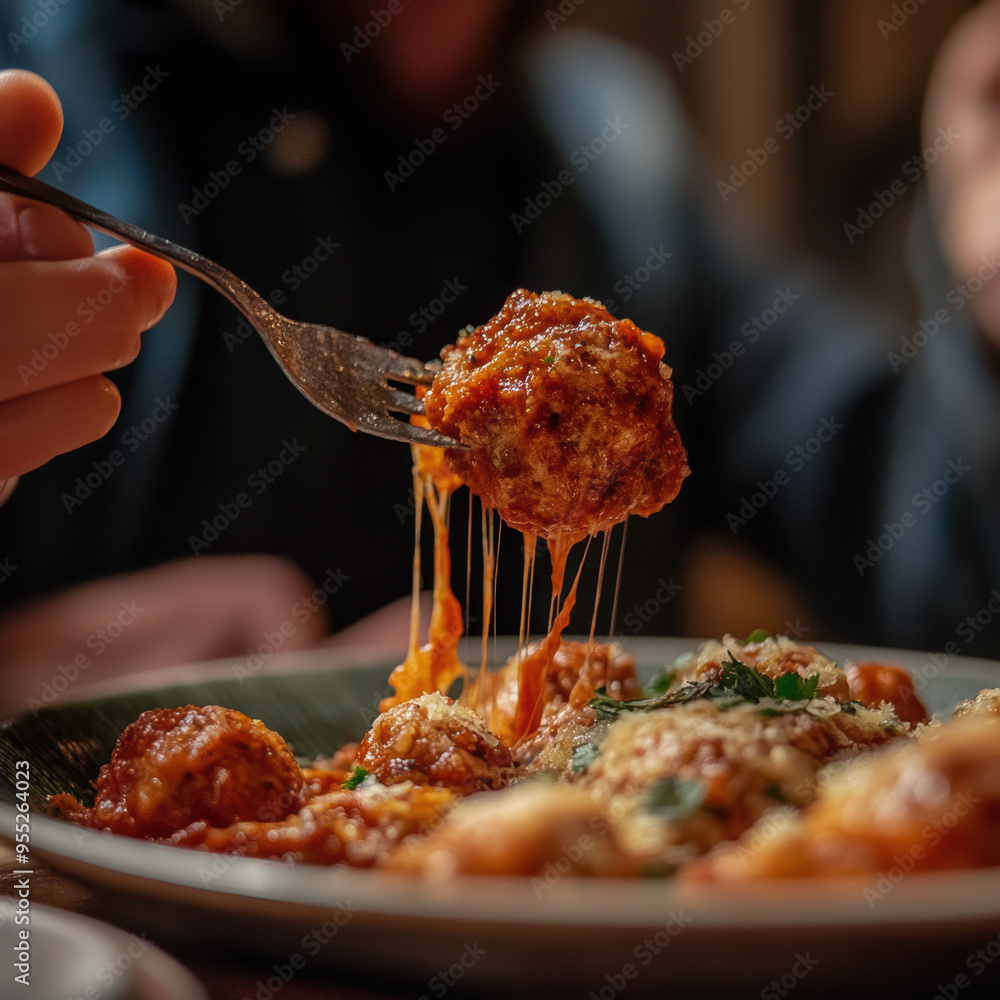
[[0, 69, 63, 175], [0, 71, 93, 260]]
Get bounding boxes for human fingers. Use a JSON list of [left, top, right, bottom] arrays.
[[0, 194, 94, 262], [0, 244, 177, 403], [0, 69, 63, 176], [0, 374, 121, 480]]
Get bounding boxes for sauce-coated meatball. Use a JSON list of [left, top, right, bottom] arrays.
[[356, 692, 513, 795], [82, 705, 303, 838], [424, 289, 688, 542]]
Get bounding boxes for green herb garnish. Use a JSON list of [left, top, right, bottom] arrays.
[[342, 765, 370, 790], [589, 678, 717, 720], [643, 670, 676, 697], [541, 354, 556, 364], [774, 670, 820, 701], [738, 629, 773, 645], [717, 659, 775, 703], [590, 654, 824, 718], [570, 743, 601, 771], [644, 777, 707, 819]]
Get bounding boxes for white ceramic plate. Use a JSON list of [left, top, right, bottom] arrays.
[[0, 898, 207, 999], [2, 638, 999, 996]]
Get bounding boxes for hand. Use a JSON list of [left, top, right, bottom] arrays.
[[0, 69, 176, 494], [0, 555, 330, 716], [923, 0, 1000, 350]]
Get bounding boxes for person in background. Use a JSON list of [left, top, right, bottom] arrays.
[[1, 0, 998, 713]]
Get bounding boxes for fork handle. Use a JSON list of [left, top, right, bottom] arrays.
[[0, 162, 281, 330]]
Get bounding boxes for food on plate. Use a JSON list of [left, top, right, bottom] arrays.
[[689, 702, 1000, 881], [53, 632, 1000, 882], [49, 705, 304, 838], [355, 692, 514, 795], [42, 290, 1000, 884], [389, 290, 688, 745]]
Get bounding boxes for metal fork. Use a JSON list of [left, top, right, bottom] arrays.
[[0, 163, 458, 448]]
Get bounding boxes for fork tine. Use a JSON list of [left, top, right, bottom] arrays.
[[359, 411, 463, 449], [384, 387, 425, 417], [402, 423, 465, 448], [375, 349, 437, 385]]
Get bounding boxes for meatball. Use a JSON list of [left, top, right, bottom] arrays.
[[423, 289, 688, 543], [949, 687, 1000, 722], [845, 660, 928, 724], [73, 705, 303, 838], [356, 692, 513, 795], [690, 717, 1000, 880], [388, 783, 635, 877]]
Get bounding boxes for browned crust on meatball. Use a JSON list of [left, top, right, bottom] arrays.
[[356, 692, 514, 795], [52, 705, 303, 838], [423, 289, 688, 542]]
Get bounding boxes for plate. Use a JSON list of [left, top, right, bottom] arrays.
[[2, 637, 1000, 997], [0, 898, 207, 999]]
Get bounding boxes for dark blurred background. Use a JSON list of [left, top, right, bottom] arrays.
[[582, 0, 972, 314], [2, 0, 996, 700]]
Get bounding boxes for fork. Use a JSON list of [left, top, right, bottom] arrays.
[[0, 163, 459, 448]]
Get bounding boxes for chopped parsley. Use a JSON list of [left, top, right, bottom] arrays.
[[644, 777, 707, 819], [342, 765, 370, 790], [773, 670, 820, 701], [590, 655, 824, 719], [541, 354, 556, 364], [717, 659, 775, 703]]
